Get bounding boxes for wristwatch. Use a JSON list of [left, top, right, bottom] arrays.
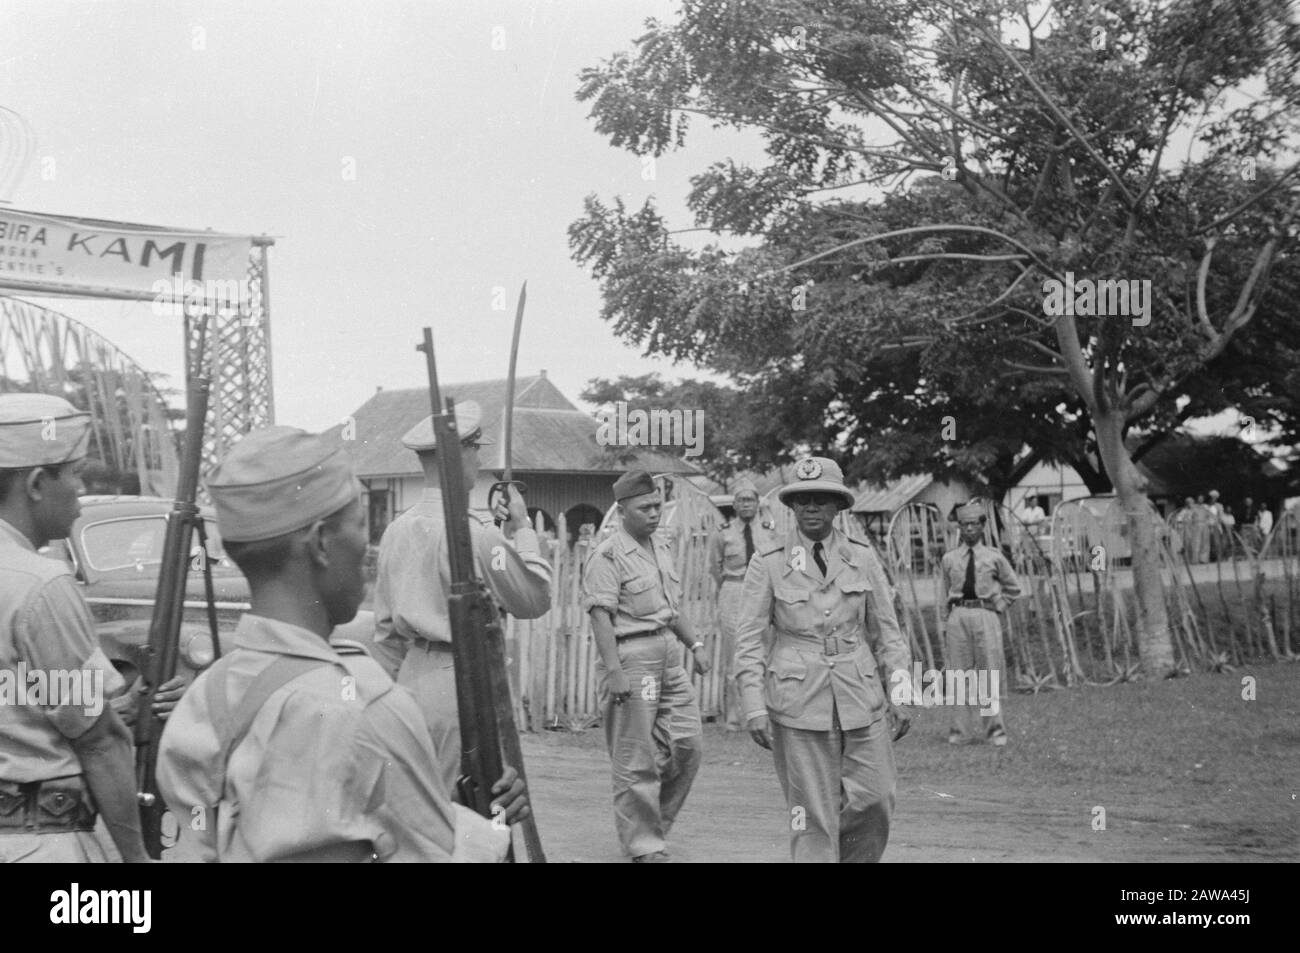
[[690, 641, 705, 652]]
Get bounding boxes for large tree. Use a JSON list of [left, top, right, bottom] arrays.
[[569, 0, 1300, 676]]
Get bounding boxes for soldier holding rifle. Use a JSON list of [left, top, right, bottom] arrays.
[[157, 425, 528, 861], [0, 394, 148, 863], [371, 401, 552, 796]]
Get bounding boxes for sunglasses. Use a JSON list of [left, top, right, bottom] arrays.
[[787, 492, 840, 508]]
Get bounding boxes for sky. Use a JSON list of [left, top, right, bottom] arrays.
[[0, 0, 758, 431], [0, 0, 1276, 458]]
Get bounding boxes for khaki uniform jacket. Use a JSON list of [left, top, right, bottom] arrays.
[[372, 487, 552, 676], [936, 543, 1023, 609], [707, 518, 777, 588], [0, 518, 124, 783], [157, 614, 505, 863], [734, 528, 911, 731]]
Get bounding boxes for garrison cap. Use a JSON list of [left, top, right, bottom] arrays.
[[777, 456, 855, 510], [0, 393, 92, 469], [208, 426, 362, 543], [732, 478, 759, 500], [955, 501, 987, 522], [400, 400, 492, 452], [613, 470, 657, 502]]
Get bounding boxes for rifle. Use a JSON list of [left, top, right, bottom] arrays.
[[135, 317, 214, 858], [416, 326, 546, 863]]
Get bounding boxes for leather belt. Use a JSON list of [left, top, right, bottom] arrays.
[[616, 627, 669, 642], [415, 638, 454, 653], [0, 777, 98, 834], [774, 628, 862, 657], [950, 598, 998, 611], [720, 575, 745, 584]]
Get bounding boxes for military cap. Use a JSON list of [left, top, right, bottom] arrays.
[[731, 478, 759, 500], [777, 457, 855, 510], [208, 426, 362, 543], [0, 393, 91, 469], [400, 400, 492, 452], [613, 470, 657, 501], [954, 501, 987, 522]]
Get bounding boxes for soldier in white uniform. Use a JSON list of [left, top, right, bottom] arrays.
[[0, 394, 146, 863], [735, 457, 913, 863], [371, 402, 552, 796]]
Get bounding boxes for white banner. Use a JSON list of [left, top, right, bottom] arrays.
[[0, 207, 256, 303]]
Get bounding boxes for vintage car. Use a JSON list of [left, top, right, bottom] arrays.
[[43, 495, 375, 690]]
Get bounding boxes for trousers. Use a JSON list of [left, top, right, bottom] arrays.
[[771, 715, 896, 863], [0, 830, 109, 863], [596, 631, 702, 858], [395, 642, 462, 797], [716, 581, 746, 729], [943, 606, 1007, 739]]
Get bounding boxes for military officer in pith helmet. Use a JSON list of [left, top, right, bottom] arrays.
[[0, 394, 146, 863], [937, 501, 1022, 746], [734, 456, 913, 863]]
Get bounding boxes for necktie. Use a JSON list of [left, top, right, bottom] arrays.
[[743, 521, 754, 564], [962, 547, 977, 599], [813, 541, 827, 577]]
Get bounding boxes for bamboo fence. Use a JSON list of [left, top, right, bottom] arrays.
[[500, 488, 1300, 730]]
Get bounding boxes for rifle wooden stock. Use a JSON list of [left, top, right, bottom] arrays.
[[134, 358, 211, 859], [417, 327, 546, 863]]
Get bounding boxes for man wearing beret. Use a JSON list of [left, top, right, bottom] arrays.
[[157, 426, 528, 861], [582, 470, 710, 862], [0, 394, 149, 863], [734, 456, 912, 863], [371, 401, 552, 797], [937, 501, 1021, 746], [706, 478, 774, 730]]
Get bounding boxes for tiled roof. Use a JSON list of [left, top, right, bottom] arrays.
[[851, 474, 935, 513], [325, 376, 699, 478]]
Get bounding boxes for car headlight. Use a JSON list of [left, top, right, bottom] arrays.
[[181, 631, 215, 670]]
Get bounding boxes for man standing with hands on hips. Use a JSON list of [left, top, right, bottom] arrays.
[[735, 457, 912, 863], [582, 470, 709, 863]]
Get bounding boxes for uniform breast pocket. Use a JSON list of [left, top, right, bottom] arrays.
[[621, 575, 661, 617], [766, 653, 808, 719], [837, 577, 871, 617], [774, 586, 812, 631]]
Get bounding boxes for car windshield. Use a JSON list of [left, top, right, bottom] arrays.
[[80, 516, 231, 573]]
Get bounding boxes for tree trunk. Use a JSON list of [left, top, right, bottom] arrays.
[[1093, 408, 1177, 677]]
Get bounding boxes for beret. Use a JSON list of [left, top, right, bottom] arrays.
[[613, 470, 657, 502]]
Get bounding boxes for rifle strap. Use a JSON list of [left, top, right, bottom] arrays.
[[204, 656, 335, 812]]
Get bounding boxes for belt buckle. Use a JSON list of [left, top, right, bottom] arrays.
[[823, 634, 840, 656]]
